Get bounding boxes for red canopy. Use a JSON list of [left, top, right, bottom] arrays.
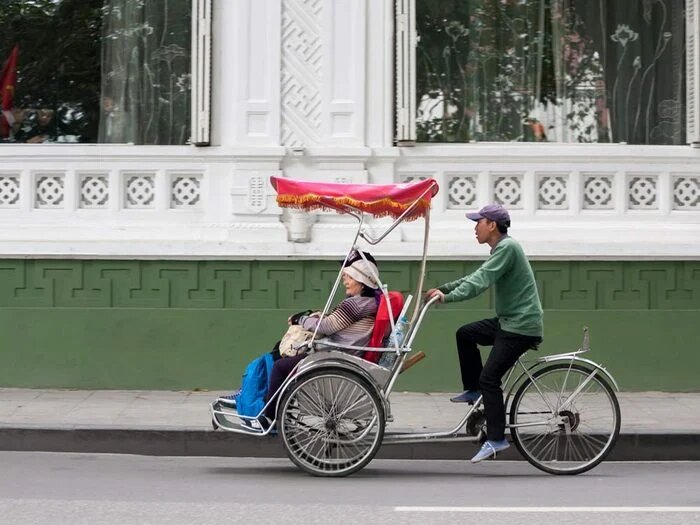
[[270, 176, 439, 220]]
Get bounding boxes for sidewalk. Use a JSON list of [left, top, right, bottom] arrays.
[[1, 389, 699, 461]]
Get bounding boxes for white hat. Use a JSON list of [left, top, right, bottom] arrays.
[[343, 259, 380, 289]]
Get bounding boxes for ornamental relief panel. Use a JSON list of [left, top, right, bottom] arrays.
[[582, 174, 615, 210], [0, 174, 21, 207], [448, 175, 478, 208], [124, 173, 156, 209], [230, 171, 280, 215], [627, 175, 658, 210], [281, 0, 323, 147], [0, 260, 697, 310], [79, 174, 109, 209], [537, 174, 569, 210], [672, 174, 700, 209], [492, 173, 524, 209], [35, 173, 65, 209], [170, 174, 202, 209]]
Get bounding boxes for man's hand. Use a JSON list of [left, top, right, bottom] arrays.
[[425, 288, 445, 303]]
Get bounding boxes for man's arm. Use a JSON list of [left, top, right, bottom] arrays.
[[424, 275, 464, 303], [439, 243, 513, 303]]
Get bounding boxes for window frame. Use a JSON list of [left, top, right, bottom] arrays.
[[191, 0, 212, 146], [688, 0, 700, 145], [396, 0, 700, 146]]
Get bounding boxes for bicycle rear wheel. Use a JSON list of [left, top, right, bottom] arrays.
[[278, 368, 385, 477], [509, 363, 620, 475]]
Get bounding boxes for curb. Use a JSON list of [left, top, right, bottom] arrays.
[[2, 427, 700, 462]]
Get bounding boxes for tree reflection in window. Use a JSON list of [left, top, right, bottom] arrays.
[[415, 0, 686, 145], [99, 0, 191, 145], [0, 0, 191, 145]]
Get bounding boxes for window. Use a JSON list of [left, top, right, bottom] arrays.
[[0, 0, 210, 145], [397, 0, 698, 145]]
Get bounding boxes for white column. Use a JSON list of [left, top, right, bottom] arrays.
[[365, 0, 394, 147], [217, 0, 281, 146], [322, 0, 366, 145]]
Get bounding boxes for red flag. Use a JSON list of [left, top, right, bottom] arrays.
[[0, 45, 19, 138]]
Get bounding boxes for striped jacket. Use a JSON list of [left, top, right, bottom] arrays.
[[300, 295, 378, 355]]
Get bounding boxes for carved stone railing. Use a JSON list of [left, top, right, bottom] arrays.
[[0, 143, 698, 259]]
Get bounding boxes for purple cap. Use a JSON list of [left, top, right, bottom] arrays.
[[466, 204, 511, 225]]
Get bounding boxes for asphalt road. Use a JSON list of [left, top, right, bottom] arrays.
[[1, 452, 699, 525]]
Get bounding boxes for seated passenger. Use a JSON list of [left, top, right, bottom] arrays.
[[263, 255, 381, 419], [214, 252, 382, 428]]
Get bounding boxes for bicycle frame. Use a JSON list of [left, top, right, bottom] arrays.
[[382, 326, 620, 445], [504, 328, 620, 411]]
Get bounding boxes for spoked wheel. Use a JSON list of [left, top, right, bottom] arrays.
[[278, 368, 385, 477], [509, 363, 620, 475]]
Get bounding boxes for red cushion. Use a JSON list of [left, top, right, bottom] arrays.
[[364, 291, 405, 363]]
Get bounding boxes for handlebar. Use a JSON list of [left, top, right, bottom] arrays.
[[423, 294, 442, 308]]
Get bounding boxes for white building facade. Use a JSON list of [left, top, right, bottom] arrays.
[[0, 0, 699, 392], [0, 0, 698, 261]]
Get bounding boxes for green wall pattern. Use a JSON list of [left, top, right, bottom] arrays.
[[0, 260, 698, 391]]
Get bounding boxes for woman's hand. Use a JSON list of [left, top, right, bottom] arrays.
[[289, 310, 313, 325]]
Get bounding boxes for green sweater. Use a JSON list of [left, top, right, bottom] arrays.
[[438, 236, 543, 337]]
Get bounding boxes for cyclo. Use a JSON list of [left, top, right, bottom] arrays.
[[211, 177, 621, 477]]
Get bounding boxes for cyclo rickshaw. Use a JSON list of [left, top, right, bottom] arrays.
[[211, 176, 621, 477]]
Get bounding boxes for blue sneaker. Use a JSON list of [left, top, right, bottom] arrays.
[[450, 390, 481, 404], [215, 390, 240, 409], [470, 439, 510, 463]]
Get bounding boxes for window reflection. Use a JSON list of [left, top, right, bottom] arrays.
[[0, 0, 191, 145], [415, 0, 686, 144]]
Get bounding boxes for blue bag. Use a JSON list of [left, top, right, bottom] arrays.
[[235, 352, 274, 417]]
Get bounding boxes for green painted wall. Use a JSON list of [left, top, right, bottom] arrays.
[[0, 260, 698, 391]]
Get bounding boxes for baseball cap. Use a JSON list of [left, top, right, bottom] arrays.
[[343, 259, 380, 289], [466, 204, 511, 226]]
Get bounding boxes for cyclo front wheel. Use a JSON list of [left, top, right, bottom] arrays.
[[509, 363, 620, 475], [278, 368, 385, 477]]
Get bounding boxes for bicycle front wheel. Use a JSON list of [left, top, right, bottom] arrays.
[[509, 363, 620, 475]]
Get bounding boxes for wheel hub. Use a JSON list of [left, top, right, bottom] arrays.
[[557, 409, 580, 432]]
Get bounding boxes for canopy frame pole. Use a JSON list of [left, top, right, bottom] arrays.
[[410, 206, 430, 325]]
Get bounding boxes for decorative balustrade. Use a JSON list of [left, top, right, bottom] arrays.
[[0, 170, 202, 212], [0, 145, 698, 258], [400, 171, 699, 214]]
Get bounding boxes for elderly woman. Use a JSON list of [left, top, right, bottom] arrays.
[[214, 252, 381, 428], [263, 255, 381, 419]]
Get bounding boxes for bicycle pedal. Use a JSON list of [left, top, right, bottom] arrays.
[[465, 408, 486, 437]]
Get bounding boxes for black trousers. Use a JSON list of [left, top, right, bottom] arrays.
[[264, 353, 306, 419], [456, 318, 541, 441]]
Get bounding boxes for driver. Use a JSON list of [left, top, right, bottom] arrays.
[[425, 204, 543, 463]]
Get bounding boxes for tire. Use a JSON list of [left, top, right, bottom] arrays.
[[509, 363, 620, 475], [278, 368, 385, 477]]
